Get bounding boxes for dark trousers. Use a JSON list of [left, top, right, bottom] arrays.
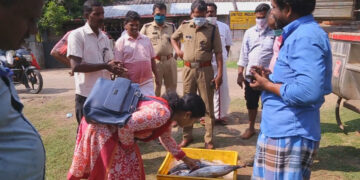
[[75, 94, 87, 124], [244, 81, 262, 109]]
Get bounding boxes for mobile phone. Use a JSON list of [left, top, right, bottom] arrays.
[[245, 75, 256, 83]]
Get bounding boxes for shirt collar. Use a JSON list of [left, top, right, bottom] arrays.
[[282, 14, 314, 41], [84, 23, 106, 39], [124, 31, 143, 40], [84, 23, 96, 35], [255, 26, 272, 35], [152, 21, 168, 28]]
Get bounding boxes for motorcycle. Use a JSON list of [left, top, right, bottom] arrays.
[[1, 48, 43, 94]]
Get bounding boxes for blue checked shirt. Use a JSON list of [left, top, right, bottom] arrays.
[[261, 15, 332, 141], [237, 26, 275, 79]]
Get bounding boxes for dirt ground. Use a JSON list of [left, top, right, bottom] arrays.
[[16, 68, 342, 179]]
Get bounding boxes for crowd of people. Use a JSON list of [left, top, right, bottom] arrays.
[[0, 0, 332, 179]]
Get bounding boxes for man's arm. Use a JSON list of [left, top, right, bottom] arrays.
[[50, 50, 70, 67], [69, 56, 124, 75], [212, 26, 223, 89], [69, 56, 107, 73], [225, 25, 232, 57], [225, 46, 230, 57], [236, 30, 250, 88], [171, 24, 184, 59]]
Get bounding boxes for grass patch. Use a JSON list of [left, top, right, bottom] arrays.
[[23, 96, 77, 180], [177, 60, 184, 68], [312, 107, 360, 179], [22, 95, 360, 180], [226, 61, 238, 69]]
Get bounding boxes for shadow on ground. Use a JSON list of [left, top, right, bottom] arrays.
[[321, 118, 360, 134], [313, 145, 360, 172], [17, 88, 71, 95]]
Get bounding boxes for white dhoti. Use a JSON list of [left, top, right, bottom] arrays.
[[139, 79, 155, 96], [212, 64, 230, 119]]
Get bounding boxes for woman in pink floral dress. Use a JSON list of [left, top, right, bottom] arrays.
[[67, 92, 205, 180]]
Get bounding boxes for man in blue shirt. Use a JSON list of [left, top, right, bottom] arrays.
[[0, 0, 46, 179], [249, 0, 332, 179]]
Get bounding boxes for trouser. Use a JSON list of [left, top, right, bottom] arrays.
[[244, 81, 262, 109], [212, 63, 230, 119], [154, 57, 177, 97], [75, 94, 87, 124], [182, 66, 215, 144]]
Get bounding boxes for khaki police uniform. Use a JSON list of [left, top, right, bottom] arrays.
[[140, 21, 177, 97], [171, 20, 222, 144]]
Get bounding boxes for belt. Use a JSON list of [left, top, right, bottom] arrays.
[[184, 60, 212, 68], [155, 54, 173, 61]]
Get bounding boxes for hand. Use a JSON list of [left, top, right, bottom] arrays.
[[182, 156, 200, 170], [237, 73, 245, 89], [176, 50, 184, 59], [212, 75, 222, 90], [106, 60, 127, 76], [249, 66, 271, 91]]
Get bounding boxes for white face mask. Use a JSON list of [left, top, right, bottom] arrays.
[[206, 17, 217, 25], [193, 17, 207, 27], [256, 18, 267, 30]]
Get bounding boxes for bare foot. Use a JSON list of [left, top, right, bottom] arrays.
[[241, 128, 256, 139]]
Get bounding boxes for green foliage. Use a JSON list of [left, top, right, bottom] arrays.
[[39, 1, 71, 35], [39, 0, 119, 34]]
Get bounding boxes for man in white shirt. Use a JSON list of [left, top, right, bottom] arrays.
[[237, 3, 274, 139], [67, 0, 125, 124], [206, 3, 232, 125]]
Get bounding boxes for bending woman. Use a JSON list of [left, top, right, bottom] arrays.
[[68, 92, 205, 180]]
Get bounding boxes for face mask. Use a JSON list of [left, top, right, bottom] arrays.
[[274, 29, 283, 36], [193, 17, 207, 27], [154, 15, 165, 24], [256, 18, 267, 29], [206, 17, 217, 25]]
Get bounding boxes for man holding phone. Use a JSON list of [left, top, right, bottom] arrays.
[[237, 3, 274, 139]]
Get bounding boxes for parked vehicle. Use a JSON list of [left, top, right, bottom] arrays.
[[0, 48, 43, 94]]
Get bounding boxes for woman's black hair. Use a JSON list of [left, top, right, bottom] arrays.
[[274, 0, 316, 17], [161, 92, 205, 118], [124, 10, 141, 24]]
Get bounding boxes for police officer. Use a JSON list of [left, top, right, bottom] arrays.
[[171, 0, 223, 149], [140, 3, 177, 97]]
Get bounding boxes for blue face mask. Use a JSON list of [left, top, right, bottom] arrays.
[[154, 15, 165, 24], [193, 17, 207, 27], [274, 29, 283, 36]]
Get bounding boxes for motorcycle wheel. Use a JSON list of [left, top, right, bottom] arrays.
[[26, 69, 43, 94]]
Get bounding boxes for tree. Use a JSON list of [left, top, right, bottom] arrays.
[[39, 1, 71, 35], [39, 0, 120, 34]]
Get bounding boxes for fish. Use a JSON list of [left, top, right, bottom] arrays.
[[169, 169, 190, 176], [167, 160, 214, 175], [186, 165, 242, 178]]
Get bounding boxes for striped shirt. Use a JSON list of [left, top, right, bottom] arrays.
[[237, 26, 275, 79]]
